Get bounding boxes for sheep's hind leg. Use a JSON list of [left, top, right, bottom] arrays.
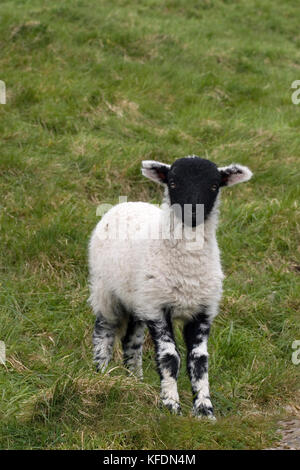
[[93, 313, 116, 373], [122, 315, 145, 380], [147, 311, 181, 414], [183, 311, 215, 420]]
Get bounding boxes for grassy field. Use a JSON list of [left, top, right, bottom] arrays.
[[0, 0, 299, 450]]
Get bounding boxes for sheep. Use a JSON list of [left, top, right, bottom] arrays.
[[88, 155, 252, 419]]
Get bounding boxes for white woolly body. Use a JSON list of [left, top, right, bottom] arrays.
[[89, 199, 224, 324]]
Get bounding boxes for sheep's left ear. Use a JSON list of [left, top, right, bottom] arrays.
[[218, 164, 253, 187], [141, 160, 170, 185]]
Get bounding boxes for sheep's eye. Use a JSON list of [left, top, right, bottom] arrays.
[[169, 181, 176, 189], [211, 184, 218, 191]]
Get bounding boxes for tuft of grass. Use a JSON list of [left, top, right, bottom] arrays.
[[0, 0, 299, 449]]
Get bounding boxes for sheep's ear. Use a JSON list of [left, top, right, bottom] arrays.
[[141, 160, 170, 185], [218, 164, 253, 187]]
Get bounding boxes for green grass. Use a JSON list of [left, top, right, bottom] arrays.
[[0, 0, 299, 450]]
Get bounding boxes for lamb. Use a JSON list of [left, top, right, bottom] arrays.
[[88, 155, 252, 419]]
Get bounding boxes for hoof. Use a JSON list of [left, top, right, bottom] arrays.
[[95, 361, 109, 373], [193, 403, 216, 421], [161, 401, 182, 415]]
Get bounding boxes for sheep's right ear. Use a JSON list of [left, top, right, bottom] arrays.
[[141, 161, 170, 185]]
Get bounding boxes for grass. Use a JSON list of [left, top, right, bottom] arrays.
[[0, 0, 299, 450]]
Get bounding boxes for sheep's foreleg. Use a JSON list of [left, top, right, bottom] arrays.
[[183, 312, 215, 420], [147, 313, 181, 414], [122, 315, 145, 380], [93, 313, 116, 372]]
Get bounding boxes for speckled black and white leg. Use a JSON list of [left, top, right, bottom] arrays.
[[122, 315, 145, 380], [93, 313, 116, 372], [147, 311, 181, 414], [183, 311, 215, 420]]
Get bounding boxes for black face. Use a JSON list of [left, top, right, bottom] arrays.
[[167, 157, 222, 226]]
